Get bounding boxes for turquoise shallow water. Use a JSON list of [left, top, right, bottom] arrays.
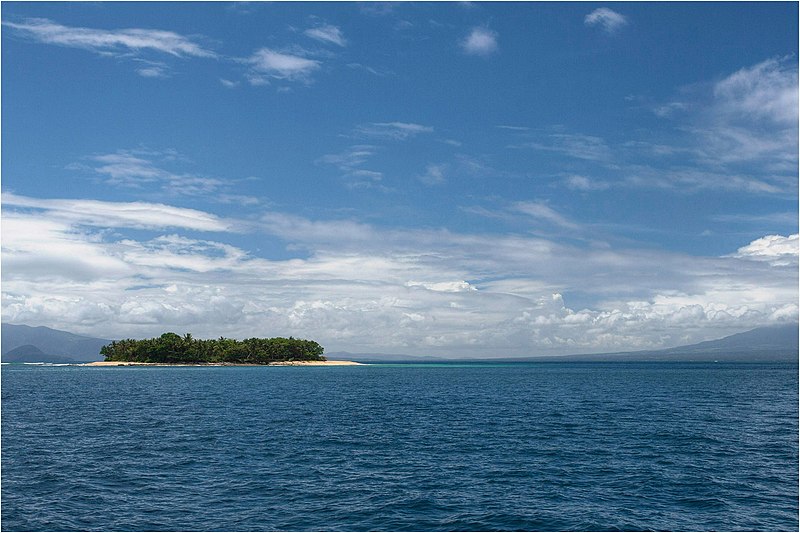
[[2, 362, 797, 531]]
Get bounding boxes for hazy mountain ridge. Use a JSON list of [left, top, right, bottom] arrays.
[[330, 324, 799, 363], [2, 324, 109, 362]]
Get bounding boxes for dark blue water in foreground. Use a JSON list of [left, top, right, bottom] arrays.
[[2, 362, 797, 531]]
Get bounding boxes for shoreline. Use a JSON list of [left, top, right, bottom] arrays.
[[82, 360, 364, 367]]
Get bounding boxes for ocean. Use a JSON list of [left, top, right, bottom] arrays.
[[1, 362, 797, 531]]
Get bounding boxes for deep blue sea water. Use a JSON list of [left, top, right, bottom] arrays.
[[1, 362, 797, 531]]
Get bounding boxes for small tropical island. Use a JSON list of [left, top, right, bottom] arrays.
[[89, 332, 360, 366]]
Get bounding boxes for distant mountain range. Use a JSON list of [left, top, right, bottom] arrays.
[[2, 323, 797, 364], [2, 324, 110, 363], [327, 323, 799, 363]]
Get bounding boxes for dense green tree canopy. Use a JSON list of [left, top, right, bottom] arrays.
[[100, 333, 325, 364]]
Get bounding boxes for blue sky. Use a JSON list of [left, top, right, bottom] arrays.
[[2, 2, 797, 357]]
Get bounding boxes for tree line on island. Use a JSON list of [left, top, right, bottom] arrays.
[[100, 332, 325, 364]]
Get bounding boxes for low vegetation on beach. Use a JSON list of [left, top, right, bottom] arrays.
[[100, 333, 325, 364]]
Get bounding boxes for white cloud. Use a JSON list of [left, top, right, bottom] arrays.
[[355, 122, 434, 140], [497, 125, 530, 131], [461, 27, 498, 56], [2, 193, 235, 232], [642, 58, 797, 193], [321, 145, 377, 170], [563, 175, 609, 191], [72, 149, 258, 201], [419, 164, 447, 186], [512, 201, 579, 230], [406, 281, 477, 293], [714, 58, 798, 126], [734, 234, 799, 266], [536, 58, 797, 197], [137, 66, 168, 78], [525, 133, 613, 162], [2, 196, 796, 356], [304, 24, 346, 47], [694, 57, 799, 171], [320, 145, 389, 189], [3, 18, 215, 58], [584, 8, 629, 33], [246, 48, 320, 82]]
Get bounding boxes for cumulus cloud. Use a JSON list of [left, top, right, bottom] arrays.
[[304, 24, 346, 47], [734, 234, 799, 265], [584, 8, 629, 33], [461, 27, 498, 56]]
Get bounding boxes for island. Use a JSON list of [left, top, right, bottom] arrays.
[[89, 332, 361, 366]]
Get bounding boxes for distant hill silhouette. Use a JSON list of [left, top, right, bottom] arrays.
[[668, 323, 798, 355], [506, 323, 799, 362], [330, 324, 799, 363], [2, 344, 75, 364], [2, 324, 110, 363]]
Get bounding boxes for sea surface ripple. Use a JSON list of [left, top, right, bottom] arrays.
[[2, 362, 797, 531]]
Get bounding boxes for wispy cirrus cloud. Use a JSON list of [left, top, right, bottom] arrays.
[[695, 57, 798, 170], [515, 58, 797, 197], [496, 125, 530, 131], [2, 193, 235, 232], [3, 18, 216, 57], [461, 27, 498, 56], [563, 175, 609, 191], [511, 201, 580, 230], [70, 149, 259, 204], [523, 133, 613, 162], [244, 47, 321, 84], [304, 24, 346, 47], [3, 17, 341, 85], [714, 57, 797, 126], [418, 164, 447, 186], [584, 8, 629, 33], [355, 122, 434, 140], [320, 145, 387, 190], [3, 18, 216, 77]]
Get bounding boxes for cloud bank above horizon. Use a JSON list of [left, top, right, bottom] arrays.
[[2, 3, 797, 356]]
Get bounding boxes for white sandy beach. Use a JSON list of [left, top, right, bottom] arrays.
[[82, 360, 363, 367]]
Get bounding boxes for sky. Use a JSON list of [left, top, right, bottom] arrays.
[[2, 2, 798, 357]]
